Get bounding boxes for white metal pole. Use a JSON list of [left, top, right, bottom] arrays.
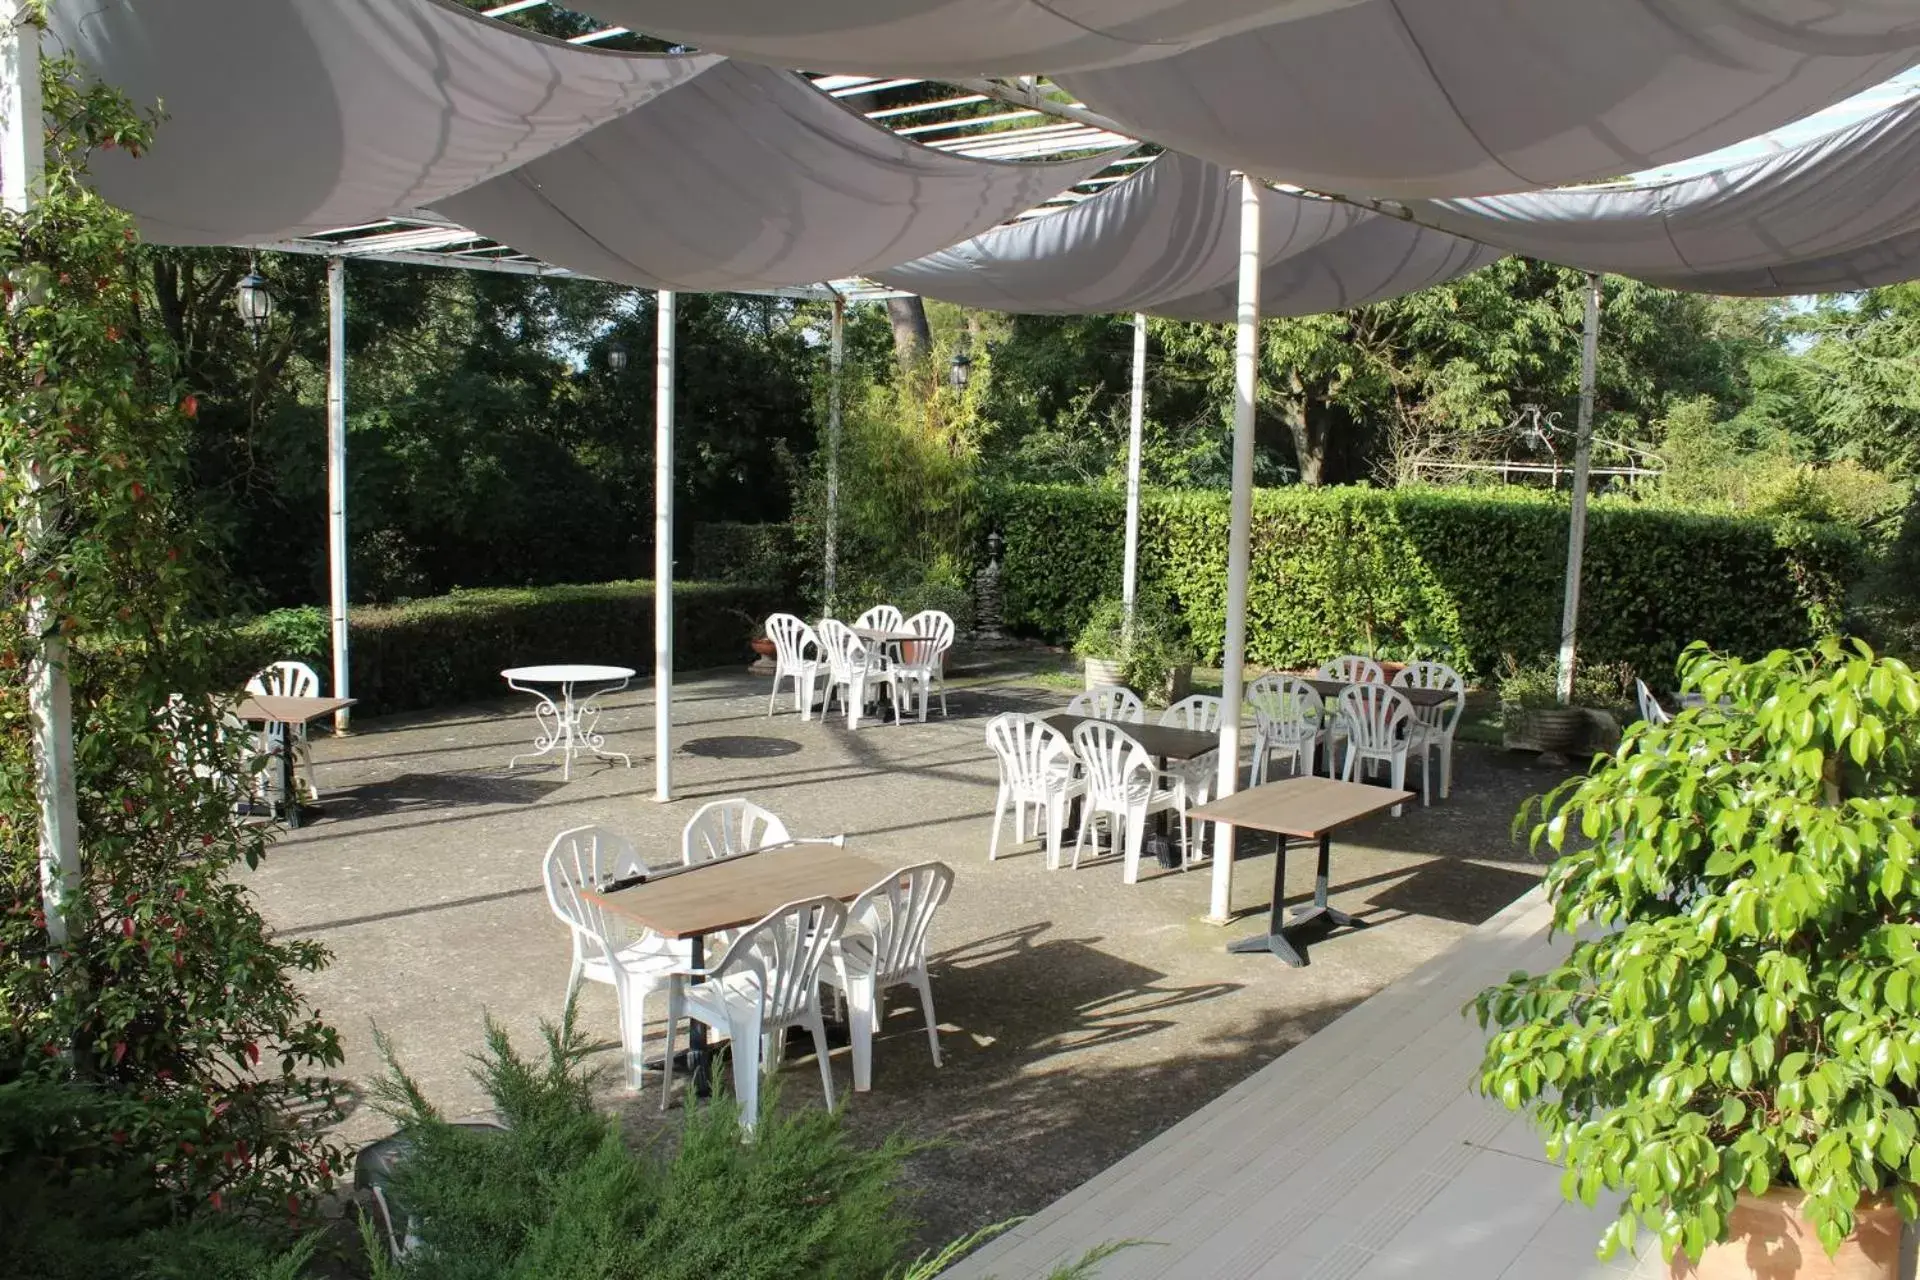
[[1209, 174, 1262, 925], [1556, 273, 1602, 705], [654, 290, 676, 802], [824, 298, 844, 614], [7, 7, 77, 963], [325, 257, 351, 732], [1122, 312, 1147, 612]]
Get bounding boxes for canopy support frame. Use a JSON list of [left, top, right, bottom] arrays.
[[1122, 312, 1147, 614], [654, 290, 676, 802], [326, 257, 351, 731], [1556, 272, 1602, 704]]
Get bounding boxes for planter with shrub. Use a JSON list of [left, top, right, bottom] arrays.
[[1474, 639, 1920, 1277], [1074, 591, 1195, 703], [1498, 656, 1632, 757]]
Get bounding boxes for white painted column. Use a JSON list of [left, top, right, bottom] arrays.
[[7, 8, 77, 962], [1556, 273, 1602, 704], [824, 297, 844, 614], [654, 290, 676, 802], [1121, 312, 1147, 612], [325, 257, 350, 732], [1209, 174, 1262, 925]]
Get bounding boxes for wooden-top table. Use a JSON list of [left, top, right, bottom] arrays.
[[586, 843, 892, 1092], [1289, 676, 1454, 710], [1043, 713, 1219, 762], [850, 626, 918, 646], [1192, 776, 1412, 967], [234, 694, 356, 828]]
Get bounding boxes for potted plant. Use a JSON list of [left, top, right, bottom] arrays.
[[1074, 591, 1194, 703], [1498, 656, 1632, 758], [1473, 639, 1920, 1278]]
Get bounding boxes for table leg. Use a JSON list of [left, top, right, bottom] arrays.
[[281, 727, 300, 830], [686, 933, 710, 1100], [1228, 834, 1304, 964]]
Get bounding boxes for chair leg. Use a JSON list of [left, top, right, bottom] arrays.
[[731, 1019, 762, 1134], [661, 983, 682, 1111], [1390, 753, 1406, 819], [848, 978, 874, 1092], [620, 981, 650, 1091], [1122, 809, 1147, 884], [1072, 803, 1092, 870], [1249, 739, 1266, 788], [1045, 794, 1066, 870], [1440, 738, 1453, 799], [768, 675, 779, 717], [989, 784, 1008, 861], [808, 1015, 837, 1110], [913, 971, 942, 1068], [563, 948, 584, 1015]]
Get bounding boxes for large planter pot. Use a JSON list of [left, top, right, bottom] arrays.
[[1083, 657, 1126, 689], [1669, 1190, 1899, 1280], [1164, 664, 1193, 704], [1523, 705, 1586, 755], [748, 636, 776, 661]]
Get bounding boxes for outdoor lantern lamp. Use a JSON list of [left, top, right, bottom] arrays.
[[233, 265, 273, 339], [948, 351, 972, 389], [607, 339, 629, 373]]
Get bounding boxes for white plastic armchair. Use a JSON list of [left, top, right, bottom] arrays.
[[1393, 661, 1466, 799], [1071, 719, 1189, 883], [245, 660, 324, 801], [662, 896, 847, 1129], [818, 618, 904, 730], [1246, 674, 1324, 784], [1159, 692, 1224, 799], [681, 798, 792, 867], [854, 604, 904, 634], [821, 862, 953, 1092], [1318, 655, 1385, 685], [1337, 684, 1423, 817], [542, 826, 687, 1093], [764, 614, 825, 720], [984, 712, 1084, 869], [893, 610, 955, 722], [1066, 685, 1145, 723], [1635, 678, 1673, 726]]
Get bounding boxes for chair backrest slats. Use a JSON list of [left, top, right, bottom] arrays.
[[1066, 685, 1145, 723], [1159, 694, 1224, 735], [248, 660, 322, 699], [1338, 684, 1415, 753], [854, 605, 904, 634], [985, 713, 1074, 795], [765, 613, 818, 669], [1392, 660, 1465, 731], [1071, 720, 1154, 805], [682, 799, 793, 867], [848, 862, 953, 985], [1247, 674, 1323, 744], [713, 896, 847, 1027], [1319, 655, 1384, 686], [544, 825, 646, 960]]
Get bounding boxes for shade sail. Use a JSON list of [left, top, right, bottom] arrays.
[[435, 61, 1121, 292], [48, 0, 715, 245], [1060, 0, 1920, 199], [875, 155, 1498, 320], [1409, 91, 1920, 294], [567, 0, 1364, 77]]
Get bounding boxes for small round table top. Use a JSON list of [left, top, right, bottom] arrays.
[[501, 664, 636, 685]]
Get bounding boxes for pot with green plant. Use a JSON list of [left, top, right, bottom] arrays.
[[1473, 639, 1920, 1279], [1499, 656, 1633, 758], [1074, 591, 1195, 703]]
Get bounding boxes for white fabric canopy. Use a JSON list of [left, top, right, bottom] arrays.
[[436, 61, 1120, 292], [567, 0, 1363, 77], [48, 0, 714, 245], [1410, 91, 1920, 295], [1060, 0, 1920, 198], [875, 155, 1498, 320]]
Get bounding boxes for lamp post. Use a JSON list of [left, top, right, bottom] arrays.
[[607, 338, 629, 374], [948, 351, 972, 390], [233, 263, 273, 343]]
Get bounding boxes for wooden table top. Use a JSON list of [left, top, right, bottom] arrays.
[[851, 626, 918, 644], [1190, 776, 1413, 838], [235, 694, 357, 725], [584, 844, 893, 940], [1289, 677, 1454, 709], [1044, 713, 1220, 762]]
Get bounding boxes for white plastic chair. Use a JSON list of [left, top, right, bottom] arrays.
[[1246, 675, 1324, 784], [984, 712, 1085, 869], [1337, 684, 1423, 817], [820, 862, 953, 1092], [1393, 661, 1466, 799], [1066, 685, 1145, 723], [893, 609, 955, 722], [818, 618, 904, 730], [245, 660, 323, 801], [1071, 720, 1189, 884], [1319, 655, 1385, 685], [543, 826, 687, 1095], [165, 695, 269, 810], [854, 604, 904, 634], [764, 614, 825, 720], [1159, 694, 1223, 843], [681, 798, 793, 866], [1636, 678, 1673, 726], [662, 896, 846, 1130]]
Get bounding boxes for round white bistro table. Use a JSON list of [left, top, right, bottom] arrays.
[[500, 664, 635, 781]]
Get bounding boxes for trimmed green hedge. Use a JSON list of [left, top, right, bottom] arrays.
[[239, 580, 782, 716], [681, 521, 802, 591], [986, 484, 1861, 682]]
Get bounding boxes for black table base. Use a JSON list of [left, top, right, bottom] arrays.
[[1226, 832, 1365, 967]]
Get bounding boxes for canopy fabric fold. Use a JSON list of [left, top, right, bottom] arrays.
[[435, 61, 1121, 292], [48, 0, 714, 246], [1409, 91, 1920, 295], [565, 0, 1364, 77], [1060, 0, 1920, 199], [875, 155, 1498, 320]]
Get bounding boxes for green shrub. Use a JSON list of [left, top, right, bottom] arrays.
[[681, 523, 802, 591], [237, 580, 786, 716], [985, 483, 1861, 681]]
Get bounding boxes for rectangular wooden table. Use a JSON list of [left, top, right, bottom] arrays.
[[1042, 713, 1219, 762], [234, 694, 356, 829], [850, 626, 918, 646], [1191, 776, 1413, 967], [1292, 676, 1453, 710], [587, 844, 891, 1093]]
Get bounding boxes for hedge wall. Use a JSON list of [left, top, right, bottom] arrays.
[[680, 522, 802, 592], [239, 580, 783, 716], [986, 484, 1861, 682]]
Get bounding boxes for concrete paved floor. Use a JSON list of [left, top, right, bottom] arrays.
[[247, 659, 1572, 1252]]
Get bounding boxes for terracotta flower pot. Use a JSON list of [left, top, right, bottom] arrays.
[[749, 636, 776, 660], [1669, 1190, 1899, 1280]]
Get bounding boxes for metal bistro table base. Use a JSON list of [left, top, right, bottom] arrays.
[[502, 665, 635, 781], [1227, 832, 1364, 967]]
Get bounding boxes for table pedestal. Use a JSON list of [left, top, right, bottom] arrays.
[[506, 675, 633, 780], [1227, 833, 1364, 967]]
